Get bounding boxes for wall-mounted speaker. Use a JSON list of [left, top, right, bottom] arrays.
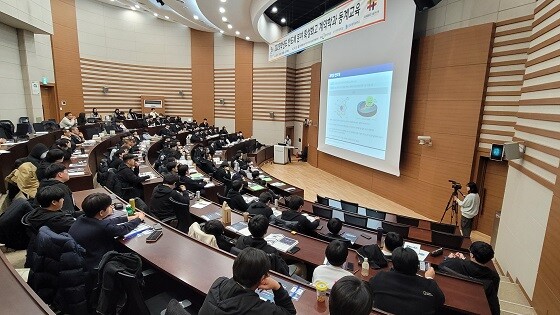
[[413, 0, 442, 11], [219, 99, 225, 105], [269, 112, 275, 119]]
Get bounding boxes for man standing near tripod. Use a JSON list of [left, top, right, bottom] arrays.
[[453, 182, 480, 238]]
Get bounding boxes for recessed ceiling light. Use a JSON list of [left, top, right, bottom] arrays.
[[235, 31, 240, 35], [227, 24, 233, 29], [222, 16, 227, 22], [134, 4, 140, 8], [153, 13, 158, 17], [245, 36, 250, 40], [131, 6, 136, 10], [220, 0, 226, 2], [271, 6, 278, 13], [164, 15, 169, 19], [280, 17, 286, 23], [220, 30, 224, 34], [193, 15, 199, 20], [219, 7, 225, 13], [110, 0, 115, 2]]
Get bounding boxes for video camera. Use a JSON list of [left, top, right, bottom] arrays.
[[449, 179, 462, 192]]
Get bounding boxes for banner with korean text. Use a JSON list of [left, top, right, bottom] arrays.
[[268, 0, 386, 61]]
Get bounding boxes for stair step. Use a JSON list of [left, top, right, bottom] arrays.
[[500, 275, 512, 283], [500, 300, 536, 315], [498, 282, 532, 307]]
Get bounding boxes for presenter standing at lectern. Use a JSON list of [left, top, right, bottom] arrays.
[[453, 182, 480, 238], [284, 135, 292, 163]]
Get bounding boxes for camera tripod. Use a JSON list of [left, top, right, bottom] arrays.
[[440, 190, 464, 226]]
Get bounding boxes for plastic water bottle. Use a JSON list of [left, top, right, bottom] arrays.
[[361, 258, 370, 277]]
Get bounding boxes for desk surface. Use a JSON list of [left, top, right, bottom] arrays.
[[0, 251, 55, 314]]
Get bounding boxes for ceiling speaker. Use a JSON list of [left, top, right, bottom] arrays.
[[413, 0, 442, 11]]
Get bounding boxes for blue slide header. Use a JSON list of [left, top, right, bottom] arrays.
[[329, 63, 394, 79]]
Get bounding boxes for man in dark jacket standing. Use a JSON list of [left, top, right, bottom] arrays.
[[150, 174, 193, 231], [116, 154, 150, 200], [438, 241, 500, 315], [38, 163, 80, 217], [199, 247, 296, 315]]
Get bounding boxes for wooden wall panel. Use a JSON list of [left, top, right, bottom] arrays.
[[252, 67, 294, 121], [311, 24, 493, 224], [191, 29, 214, 124], [294, 66, 312, 122], [235, 38, 253, 136], [306, 62, 321, 167], [214, 68, 235, 119], [80, 58, 192, 117], [51, 0, 84, 118]]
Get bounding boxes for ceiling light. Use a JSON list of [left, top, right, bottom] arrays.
[[235, 31, 240, 35], [245, 36, 250, 40], [131, 6, 136, 10], [219, 7, 225, 13], [134, 4, 140, 8], [110, 0, 115, 1], [165, 15, 169, 19], [281, 17, 286, 23], [271, 6, 278, 13], [220, 30, 224, 34], [222, 16, 227, 22], [220, 0, 226, 2], [227, 24, 233, 29], [193, 15, 199, 20], [153, 13, 158, 17]]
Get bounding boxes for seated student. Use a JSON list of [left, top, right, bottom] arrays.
[[51, 138, 72, 161], [235, 215, 277, 254], [199, 118, 210, 128], [150, 174, 192, 231], [36, 149, 65, 182], [59, 112, 76, 129], [161, 161, 178, 176], [68, 192, 144, 272], [204, 220, 233, 253], [69, 126, 85, 145], [281, 195, 319, 236], [213, 161, 231, 184], [382, 231, 404, 258], [226, 180, 249, 211], [369, 247, 445, 315], [28, 186, 75, 233], [312, 240, 354, 289], [116, 154, 150, 200], [198, 153, 216, 175], [324, 218, 348, 241], [438, 241, 500, 315], [38, 163, 80, 217], [199, 247, 296, 315], [177, 165, 205, 193], [246, 192, 274, 218], [108, 149, 126, 170], [330, 276, 373, 315]]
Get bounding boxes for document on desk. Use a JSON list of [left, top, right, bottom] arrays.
[[68, 171, 85, 176], [201, 211, 222, 221], [139, 172, 156, 179], [404, 241, 429, 261], [227, 221, 251, 236], [302, 213, 318, 223], [285, 187, 296, 192], [192, 200, 212, 209], [243, 195, 258, 204], [0, 150, 10, 154], [248, 183, 265, 191], [258, 278, 304, 302], [265, 234, 299, 252], [190, 173, 204, 180], [270, 182, 285, 187], [123, 223, 152, 240], [272, 208, 282, 217], [343, 232, 358, 244], [204, 182, 215, 188]]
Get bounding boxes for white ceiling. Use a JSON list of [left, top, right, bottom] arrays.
[[93, 0, 284, 43]]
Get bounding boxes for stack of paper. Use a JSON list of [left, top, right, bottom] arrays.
[[264, 234, 299, 252], [201, 211, 221, 221], [404, 241, 430, 261], [227, 222, 251, 236], [192, 200, 212, 209]]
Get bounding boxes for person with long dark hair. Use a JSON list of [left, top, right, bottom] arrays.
[[454, 181, 480, 238]]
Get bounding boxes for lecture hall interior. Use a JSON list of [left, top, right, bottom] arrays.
[[0, 0, 559, 314]]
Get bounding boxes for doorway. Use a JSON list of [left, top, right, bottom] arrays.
[[41, 85, 58, 121], [475, 156, 508, 237]]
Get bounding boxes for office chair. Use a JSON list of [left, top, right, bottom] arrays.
[[430, 221, 457, 234], [396, 216, 420, 227], [431, 230, 464, 250], [32, 123, 45, 132], [272, 216, 299, 231], [0, 120, 14, 139], [316, 195, 329, 206], [14, 123, 30, 140], [117, 271, 192, 315], [365, 208, 386, 220], [312, 204, 333, 219], [340, 199, 359, 213], [0, 120, 14, 132], [343, 212, 368, 228], [382, 221, 410, 239]]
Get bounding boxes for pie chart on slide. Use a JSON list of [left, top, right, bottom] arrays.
[[357, 99, 377, 117]]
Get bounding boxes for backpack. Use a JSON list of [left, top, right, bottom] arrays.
[[357, 244, 388, 269], [96, 159, 109, 186]]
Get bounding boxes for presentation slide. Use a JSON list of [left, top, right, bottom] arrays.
[[325, 64, 393, 160]]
